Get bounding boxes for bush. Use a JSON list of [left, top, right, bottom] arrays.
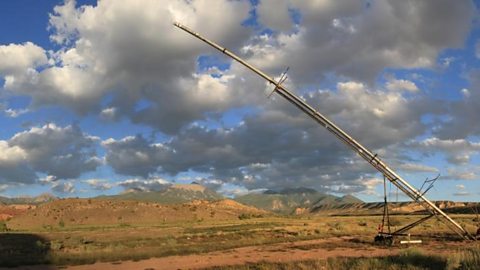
[[238, 213, 252, 220], [328, 222, 343, 231], [238, 213, 263, 220], [0, 221, 8, 232]]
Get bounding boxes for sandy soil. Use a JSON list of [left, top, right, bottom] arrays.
[[3, 237, 405, 270]]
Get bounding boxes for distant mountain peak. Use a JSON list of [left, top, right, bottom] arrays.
[[34, 193, 57, 202], [263, 187, 318, 195], [102, 183, 223, 204], [171, 183, 206, 192], [235, 188, 364, 214], [337, 194, 363, 204], [0, 193, 57, 205]]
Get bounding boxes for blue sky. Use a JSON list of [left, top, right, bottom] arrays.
[[0, 0, 479, 202]]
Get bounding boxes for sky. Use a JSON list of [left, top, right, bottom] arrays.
[[0, 0, 479, 202]]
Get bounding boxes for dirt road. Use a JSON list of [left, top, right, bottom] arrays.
[[4, 237, 404, 270]]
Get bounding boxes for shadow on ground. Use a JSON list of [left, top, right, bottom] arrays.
[[0, 233, 54, 269]]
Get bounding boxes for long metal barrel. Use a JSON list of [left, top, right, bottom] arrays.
[[173, 22, 475, 240]]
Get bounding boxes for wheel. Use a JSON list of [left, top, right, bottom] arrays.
[[374, 234, 394, 246], [374, 234, 384, 244], [385, 236, 393, 246]]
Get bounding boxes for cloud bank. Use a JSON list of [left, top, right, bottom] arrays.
[[0, 0, 478, 196]]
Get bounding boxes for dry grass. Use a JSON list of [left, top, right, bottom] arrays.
[[1, 214, 478, 267], [204, 247, 480, 270]]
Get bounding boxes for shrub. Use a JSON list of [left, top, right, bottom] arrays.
[[238, 213, 251, 220], [0, 221, 8, 232]]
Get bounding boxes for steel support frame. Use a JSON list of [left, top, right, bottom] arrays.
[[173, 22, 476, 241]]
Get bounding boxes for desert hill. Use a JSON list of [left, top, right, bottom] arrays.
[[309, 201, 480, 216], [0, 193, 56, 221], [3, 183, 478, 229], [0, 204, 36, 221], [1, 184, 225, 224], [6, 198, 267, 230], [234, 186, 479, 216], [101, 183, 223, 204], [234, 187, 363, 214]]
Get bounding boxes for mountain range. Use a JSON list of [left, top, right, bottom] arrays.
[[235, 187, 363, 214], [2, 185, 477, 218], [0, 185, 364, 211], [99, 183, 223, 204], [0, 193, 57, 205]]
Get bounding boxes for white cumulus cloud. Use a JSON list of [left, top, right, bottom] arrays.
[[0, 124, 100, 185]]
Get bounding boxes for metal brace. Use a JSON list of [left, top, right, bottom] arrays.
[[268, 67, 289, 98]]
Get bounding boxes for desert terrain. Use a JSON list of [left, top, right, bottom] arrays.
[[0, 185, 479, 269]]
